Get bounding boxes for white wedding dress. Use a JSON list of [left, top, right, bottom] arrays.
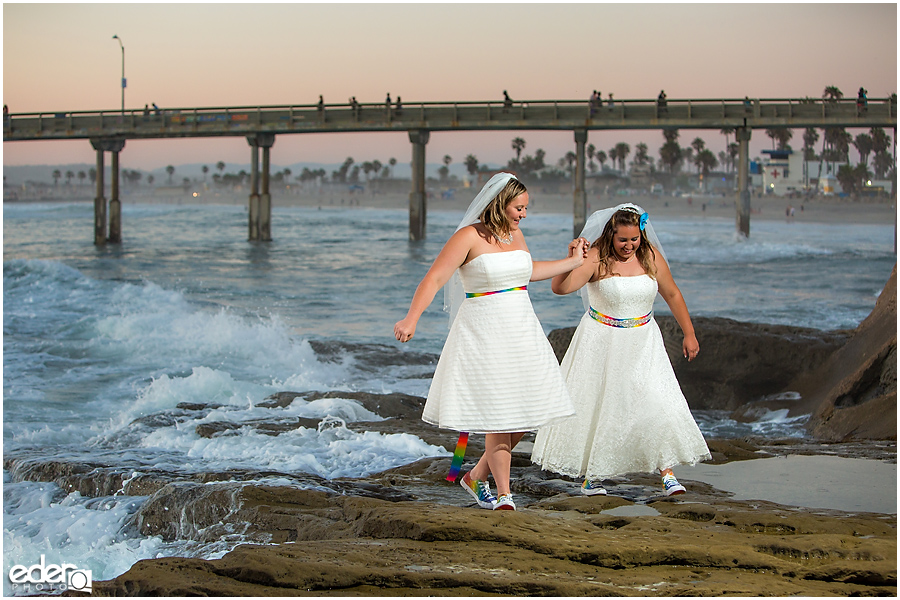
[[531, 275, 710, 479], [423, 250, 575, 433]]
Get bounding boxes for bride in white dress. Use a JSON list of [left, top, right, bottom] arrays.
[[531, 204, 711, 497], [394, 173, 585, 511]]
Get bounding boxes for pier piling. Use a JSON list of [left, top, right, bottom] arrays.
[[736, 127, 752, 237], [408, 130, 429, 241], [573, 129, 588, 236], [92, 142, 106, 245]]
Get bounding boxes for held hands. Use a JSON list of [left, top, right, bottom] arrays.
[[394, 318, 416, 343], [568, 237, 589, 267], [683, 334, 699, 362]]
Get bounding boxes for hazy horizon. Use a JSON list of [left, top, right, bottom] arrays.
[[3, 3, 896, 170]]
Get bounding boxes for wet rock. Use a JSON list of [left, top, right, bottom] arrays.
[[95, 484, 897, 597], [799, 265, 897, 441], [308, 339, 438, 372]]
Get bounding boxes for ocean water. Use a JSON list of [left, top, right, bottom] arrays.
[[3, 200, 895, 593]]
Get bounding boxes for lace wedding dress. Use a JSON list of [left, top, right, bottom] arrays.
[[531, 275, 710, 479]]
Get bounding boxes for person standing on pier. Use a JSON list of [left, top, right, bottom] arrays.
[[394, 173, 585, 511], [531, 204, 710, 498]]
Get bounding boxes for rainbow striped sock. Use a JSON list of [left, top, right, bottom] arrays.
[[445, 432, 469, 482]]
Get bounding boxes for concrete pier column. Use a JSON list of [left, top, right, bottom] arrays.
[[257, 133, 275, 242], [107, 138, 126, 243], [573, 129, 588, 236], [408, 129, 430, 241], [735, 127, 752, 237], [91, 143, 106, 245], [247, 137, 260, 240]]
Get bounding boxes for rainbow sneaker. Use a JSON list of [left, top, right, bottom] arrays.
[[493, 494, 516, 511], [460, 472, 497, 509], [662, 473, 686, 496], [581, 480, 608, 496]]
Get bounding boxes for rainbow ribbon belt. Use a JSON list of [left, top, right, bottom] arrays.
[[589, 307, 652, 328], [446, 432, 469, 482], [466, 285, 527, 298]]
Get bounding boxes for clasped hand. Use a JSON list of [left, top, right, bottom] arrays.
[[569, 237, 589, 264]]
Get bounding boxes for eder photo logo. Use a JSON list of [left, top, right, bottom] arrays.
[[8, 555, 92, 594]]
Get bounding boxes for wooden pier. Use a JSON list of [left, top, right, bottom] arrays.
[[4, 96, 896, 243]]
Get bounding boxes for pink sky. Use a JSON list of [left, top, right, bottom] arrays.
[[3, 2, 897, 170]]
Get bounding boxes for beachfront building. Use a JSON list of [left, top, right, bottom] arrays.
[[753, 149, 885, 196], [756, 149, 807, 195]]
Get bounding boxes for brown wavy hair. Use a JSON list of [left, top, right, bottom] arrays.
[[592, 209, 657, 279], [480, 178, 527, 238]]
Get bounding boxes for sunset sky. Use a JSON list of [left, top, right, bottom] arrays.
[[3, 2, 897, 171]]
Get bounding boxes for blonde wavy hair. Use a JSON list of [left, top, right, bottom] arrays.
[[479, 178, 527, 238], [592, 209, 657, 279]]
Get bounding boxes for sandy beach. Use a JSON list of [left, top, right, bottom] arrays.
[[77, 183, 899, 226]]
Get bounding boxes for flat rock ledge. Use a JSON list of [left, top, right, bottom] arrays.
[[34, 432, 886, 598], [89, 471, 896, 597]]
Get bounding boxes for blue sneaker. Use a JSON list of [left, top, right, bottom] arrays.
[[581, 480, 608, 496], [662, 473, 686, 496], [460, 472, 497, 509]]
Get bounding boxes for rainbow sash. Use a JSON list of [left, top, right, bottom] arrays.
[[466, 285, 527, 298], [589, 307, 652, 328], [445, 432, 469, 482]]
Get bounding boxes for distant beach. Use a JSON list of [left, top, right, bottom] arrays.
[[27, 185, 896, 226]]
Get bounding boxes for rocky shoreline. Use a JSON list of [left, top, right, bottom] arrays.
[[8, 269, 895, 597]]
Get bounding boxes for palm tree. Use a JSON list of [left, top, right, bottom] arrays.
[[613, 142, 630, 172], [727, 143, 739, 173], [78, 171, 86, 186], [65, 170, 74, 186], [817, 87, 844, 181], [658, 129, 681, 174], [697, 149, 718, 191], [763, 129, 792, 151], [633, 143, 650, 165], [388, 157, 397, 178], [853, 133, 874, 168], [802, 128, 819, 161], [371, 160, 382, 177], [596, 150, 608, 171], [869, 127, 893, 179], [202, 165, 209, 181], [216, 161, 226, 174], [822, 86, 843, 101], [564, 151, 577, 175], [873, 151, 894, 180], [52, 169, 61, 186], [586, 143, 596, 173], [147, 174, 155, 186], [690, 140, 707, 175], [166, 165, 175, 184], [511, 137, 526, 161], [720, 127, 735, 150], [681, 148, 694, 173], [464, 154, 479, 178]]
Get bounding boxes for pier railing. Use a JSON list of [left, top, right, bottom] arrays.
[[4, 97, 896, 142]]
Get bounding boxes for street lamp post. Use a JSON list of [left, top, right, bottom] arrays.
[[112, 34, 125, 114]]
